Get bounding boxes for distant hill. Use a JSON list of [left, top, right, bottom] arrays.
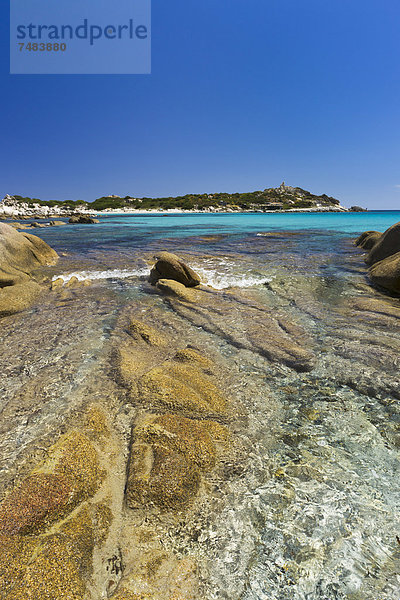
[[2, 183, 346, 213], [90, 182, 343, 211]]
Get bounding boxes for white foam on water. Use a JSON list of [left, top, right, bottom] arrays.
[[53, 265, 271, 290], [194, 267, 271, 290], [52, 267, 149, 283]]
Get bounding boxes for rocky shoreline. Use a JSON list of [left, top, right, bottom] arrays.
[[98, 205, 350, 215], [0, 223, 59, 317], [0, 244, 258, 598], [356, 221, 400, 293], [0, 187, 353, 220], [0, 194, 98, 220], [0, 205, 350, 220], [0, 223, 399, 599]]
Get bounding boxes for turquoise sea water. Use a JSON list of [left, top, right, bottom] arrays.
[[35, 210, 400, 254], [31, 209, 400, 289], [101, 210, 400, 236], [3, 210, 400, 599]]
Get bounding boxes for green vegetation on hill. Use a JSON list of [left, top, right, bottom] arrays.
[[12, 195, 88, 209], [90, 196, 128, 211], [90, 184, 340, 211], [8, 184, 341, 212]]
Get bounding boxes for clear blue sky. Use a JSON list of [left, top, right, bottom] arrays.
[[1, 0, 400, 209]]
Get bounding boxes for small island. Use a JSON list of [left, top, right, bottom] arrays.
[[0, 182, 359, 220]]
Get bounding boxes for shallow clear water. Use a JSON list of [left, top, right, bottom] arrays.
[[30, 211, 400, 292], [31, 210, 400, 256], [3, 211, 400, 600]]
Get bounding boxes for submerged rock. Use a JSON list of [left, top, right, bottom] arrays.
[[156, 278, 198, 302], [116, 319, 234, 512], [174, 346, 215, 370], [0, 401, 114, 600], [0, 504, 102, 600], [148, 251, 201, 287], [126, 413, 230, 510], [138, 360, 227, 416], [369, 251, 400, 293], [0, 535, 37, 598], [365, 221, 400, 265], [166, 290, 316, 372], [0, 473, 75, 536], [111, 551, 198, 600], [0, 431, 103, 536], [134, 413, 221, 471], [68, 215, 99, 224], [116, 314, 228, 414], [126, 443, 201, 510], [347, 296, 400, 320], [127, 318, 168, 347], [0, 280, 44, 317]]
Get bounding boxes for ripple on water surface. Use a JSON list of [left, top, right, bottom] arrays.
[[5, 216, 400, 600]]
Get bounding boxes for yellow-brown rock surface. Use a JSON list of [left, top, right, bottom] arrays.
[[0, 222, 58, 317]]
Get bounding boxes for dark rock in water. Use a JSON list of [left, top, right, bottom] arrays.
[[149, 251, 201, 287], [366, 221, 400, 265], [369, 251, 400, 294], [350, 206, 367, 212], [68, 215, 99, 224], [245, 314, 316, 372], [355, 230, 382, 250], [0, 223, 58, 317]]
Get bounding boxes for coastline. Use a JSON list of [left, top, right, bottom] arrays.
[[97, 205, 350, 215], [0, 205, 351, 221], [0, 186, 354, 219]]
